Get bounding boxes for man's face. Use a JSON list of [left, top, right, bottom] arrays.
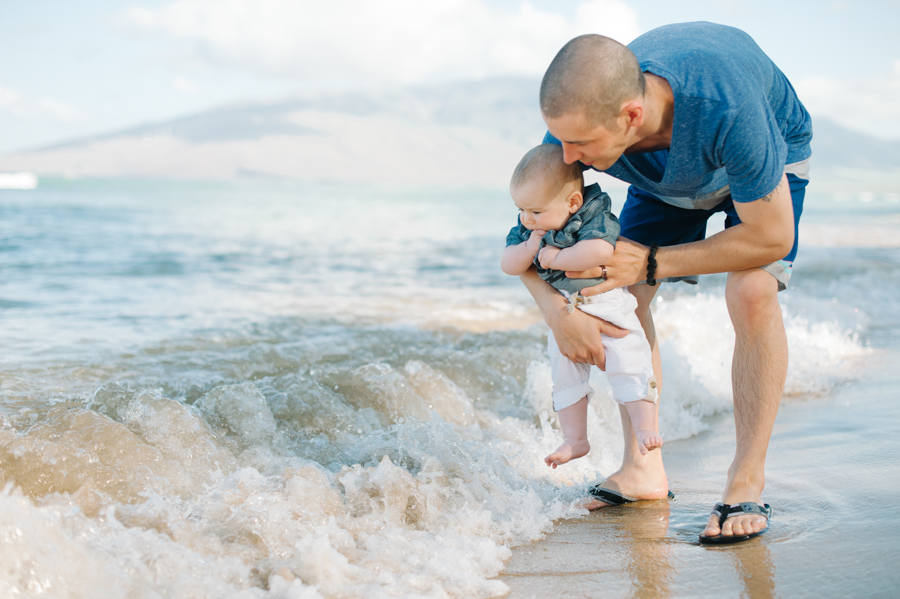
[[543, 111, 632, 171]]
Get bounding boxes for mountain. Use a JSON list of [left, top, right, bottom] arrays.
[[1, 78, 898, 190], [0, 79, 545, 188]]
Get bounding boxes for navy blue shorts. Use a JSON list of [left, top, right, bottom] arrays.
[[618, 174, 808, 290]]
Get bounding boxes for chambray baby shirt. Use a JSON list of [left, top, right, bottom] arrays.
[[506, 183, 619, 295], [544, 21, 812, 208]]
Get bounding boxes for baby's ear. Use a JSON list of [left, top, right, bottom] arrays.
[[567, 189, 584, 213]]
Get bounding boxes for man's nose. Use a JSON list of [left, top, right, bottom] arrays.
[[561, 143, 580, 164]]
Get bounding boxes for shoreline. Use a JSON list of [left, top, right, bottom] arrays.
[[499, 350, 900, 598]]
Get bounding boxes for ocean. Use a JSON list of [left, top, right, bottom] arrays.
[[1, 178, 898, 598]]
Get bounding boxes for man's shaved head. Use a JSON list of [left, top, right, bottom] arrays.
[[540, 34, 645, 128], [510, 144, 583, 194]]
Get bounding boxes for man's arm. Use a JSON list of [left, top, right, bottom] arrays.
[[519, 268, 627, 369], [574, 175, 794, 294], [538, 238, 615, 271]]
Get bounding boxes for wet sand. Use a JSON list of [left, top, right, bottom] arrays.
[[500, 350, 900, 598]]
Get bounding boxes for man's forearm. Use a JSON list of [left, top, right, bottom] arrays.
[[519, 267, 567, 315], [572, 177, 795, 296], [655, 223, 790, 279], [656, 176, 794, 278]]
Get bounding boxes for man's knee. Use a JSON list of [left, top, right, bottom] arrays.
[[725, 269, 781, 330]]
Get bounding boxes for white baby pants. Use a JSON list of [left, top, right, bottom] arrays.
[[547, 287, 657, 411]]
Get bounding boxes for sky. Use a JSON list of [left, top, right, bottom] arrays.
[[1, 0, 899, 153]]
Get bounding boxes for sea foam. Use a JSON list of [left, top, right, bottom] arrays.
[[0, 289, 870, 597]]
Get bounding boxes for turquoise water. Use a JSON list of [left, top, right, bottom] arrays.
[[1, 178, 897, 597]]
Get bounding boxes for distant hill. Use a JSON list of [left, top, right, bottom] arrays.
[[1, 78, 898, 190], [0, 79, 544, 188], [810, 118, 900, 171]]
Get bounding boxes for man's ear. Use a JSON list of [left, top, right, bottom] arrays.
[[620, 99, 644, 129], [567, 189, 584, 213]]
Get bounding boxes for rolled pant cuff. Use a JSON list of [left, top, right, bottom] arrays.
[[552, 383, 593, 412], [612, 384, 656, 405], [759, 259, 792, 292]]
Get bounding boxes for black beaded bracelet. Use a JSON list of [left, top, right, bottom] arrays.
[[646, 243, 659, 286]]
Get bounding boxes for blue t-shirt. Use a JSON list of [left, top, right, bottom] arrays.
[[544, 22, 812, 207], [506, 183, 619, 294]]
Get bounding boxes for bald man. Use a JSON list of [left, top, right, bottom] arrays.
[[524, 22, 811, 544]]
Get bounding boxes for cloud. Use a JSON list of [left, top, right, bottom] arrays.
[[173, 77, 202, 94], [715, 1, 751, 16], [796, 59, 900, 140], [123, 0, 640, 85], [0, 85, 86, 123]]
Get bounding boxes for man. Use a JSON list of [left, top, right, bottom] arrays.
[[523, 22, 811, 543]]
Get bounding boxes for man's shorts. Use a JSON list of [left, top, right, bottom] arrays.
[[618, 171, 809, 292]]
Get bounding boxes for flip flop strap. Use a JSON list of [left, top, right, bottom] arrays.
[[587, 485, 635, 505], [588, 486, 675, 505], [711, 502, 773, 527]]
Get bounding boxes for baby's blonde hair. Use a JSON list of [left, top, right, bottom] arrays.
[[510, 144, 583, 194]]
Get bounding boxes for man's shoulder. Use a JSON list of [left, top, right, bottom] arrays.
[[630, 22, 753, 58], [631, 22, 770, 99]]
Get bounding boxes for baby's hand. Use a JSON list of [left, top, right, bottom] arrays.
[[526, 229, 547, 255], [538, 245, 561, 269]]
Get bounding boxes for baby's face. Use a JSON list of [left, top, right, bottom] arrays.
[[511, 179, 578, 232]]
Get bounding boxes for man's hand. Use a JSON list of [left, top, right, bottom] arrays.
[[537, 245, 561, 269], [543, 300, 627, 369], [519, 269, 627, 370], [566, 237, 651, 296]]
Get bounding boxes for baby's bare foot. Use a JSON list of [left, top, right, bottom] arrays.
[[545, 439, 590, 469], [634, 428, 663, 455]]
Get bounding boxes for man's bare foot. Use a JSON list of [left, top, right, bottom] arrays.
[[545, 438, 590, 469], [582, 459, 669, 510], [581, 474, 670, 510], [634, 428, 663, 455], [576, 402, 669, 510]]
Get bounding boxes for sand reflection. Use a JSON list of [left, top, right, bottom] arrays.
[[731, 541, 776, 599], [621, 499, 674, 599]]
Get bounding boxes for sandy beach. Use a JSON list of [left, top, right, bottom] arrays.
[[500, 349, 900, 598]]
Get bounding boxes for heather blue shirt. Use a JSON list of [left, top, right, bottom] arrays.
[[544, 22, 812, 207], [506, 183, 619, 294]]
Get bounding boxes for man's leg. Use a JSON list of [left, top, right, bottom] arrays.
[[584, 282, 668, 508], [702, 267, 785, 537], [590, 183, 719, 509]]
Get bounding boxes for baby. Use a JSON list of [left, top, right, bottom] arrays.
[[501, 144, 662, 467]]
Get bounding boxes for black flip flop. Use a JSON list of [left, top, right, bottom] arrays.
[[699, 502, 772, 545], [588, 484, 675, 506]]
